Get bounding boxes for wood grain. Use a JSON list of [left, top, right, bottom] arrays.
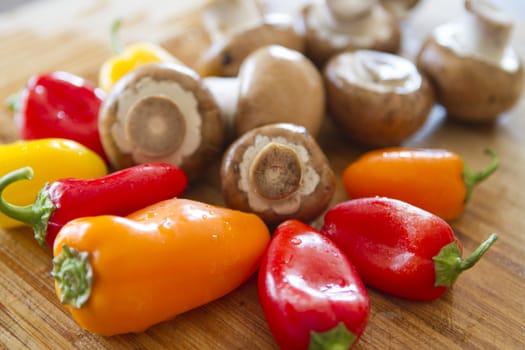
[[1, 1, 524, 349]]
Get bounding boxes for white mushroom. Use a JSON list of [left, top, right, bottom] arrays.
[[220, 123, 335, 226], [324, 50, 434, 147], [98, 62, 224, 179], [195, 0, 304, 77], [417, 0, 523, 122], [301, 0, 401, 66], [202, 45, 325, 140]]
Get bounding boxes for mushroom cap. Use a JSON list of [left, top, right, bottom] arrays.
[[234, 45, 325, 137], [302, 2, 401, 67], [98, 62, 224, 179], [196, 16, 305, 77], [324, 50, 434, 147], [417, 32, 524, 122], [220, 123, 335, 226]]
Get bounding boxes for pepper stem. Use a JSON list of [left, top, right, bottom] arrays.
[[463, 149, 499, 203], [433, 233, 498, 287], [110, 18, 125, 55], [309, 322, 357, 350], [4, 90, 22, 113], [52, 245, 93, 308], [0, 167, 55, 246]]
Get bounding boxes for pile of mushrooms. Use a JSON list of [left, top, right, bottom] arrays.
[[301, 0, 401, 66], [195, 0, 304, 77], [417, 0, 523, 122], [220, 123, 335, 226], [94, 0, 523, 229], [324, 49, 434, 147]]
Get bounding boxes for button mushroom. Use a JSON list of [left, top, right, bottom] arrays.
[[324, 50, 434, 147], [195, 0, 304, 77], [417, 0, 523, 122], [220, 123, 335, 226], [98, 62, 224, 180], [301, 0, 401, 67], [202, 45, 325, 140]]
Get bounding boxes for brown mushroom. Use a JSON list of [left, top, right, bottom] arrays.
[[324, 50, 434, 147], [195, 0, 304, 77], [417, 0, 523, 122], [221, 123, 335, 226], [202, 45, 325, 140], [98, 62, 224, 179], [301, 0, 401, 67]]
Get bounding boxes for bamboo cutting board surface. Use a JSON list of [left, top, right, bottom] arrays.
[[0, 0, 524, 349]]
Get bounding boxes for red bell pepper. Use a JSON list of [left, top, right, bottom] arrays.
[[258, 220, 370, 350], [7, 72, 108, 162], [0, 162, 187, 247], [321, 197, 498, 301]]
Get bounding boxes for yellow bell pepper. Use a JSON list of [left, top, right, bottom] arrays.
[[0, 138, 107, 229], [98, 19, 182, 92]]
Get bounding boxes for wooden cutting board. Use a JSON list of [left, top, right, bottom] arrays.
[[1, 1, 524, 349]]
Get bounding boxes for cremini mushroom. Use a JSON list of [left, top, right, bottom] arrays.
[[324, 50, 434, 147], [202, 45, 325, 140], [195, 0, 304, 77], [220, 123, 335, 226], [301, 0, 401, 67], [98, 62, 224, 179], [417, 0, 523, 122]]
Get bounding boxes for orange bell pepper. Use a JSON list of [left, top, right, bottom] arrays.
[[52, 198, 270, 336], [342, 148, 499, 220]]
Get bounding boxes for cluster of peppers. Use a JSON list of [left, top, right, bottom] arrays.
[[0, 19, 501, 350], [0, 144, 500, 348]]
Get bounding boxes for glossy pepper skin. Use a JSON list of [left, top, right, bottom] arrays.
[[342, 148, 499, 220], [0, 163, 187, 247], [11, 72, 108, 162], [98, 19, 179, 92], [52, 198, 270, 336], [0, 138, 107, 229], [321, 197, 498, 301], [258, 220, 370, 350]]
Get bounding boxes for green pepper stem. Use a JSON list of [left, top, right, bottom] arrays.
[[433, 233, 498, 288], [52, 245, 93, 308], [0, 167, 54, 246], [110, 18, 125, 55], [309, 322, 357, 350], [4, 90, 22, 113], [463, 149, 499, 203]]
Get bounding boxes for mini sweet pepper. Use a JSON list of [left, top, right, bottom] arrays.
[[321, 197, 498, 301], [98, 19, 181, 92], [342, 148, 499, 220], [52, 198, 270, 336], [0, 163, 187, 246], [0, 138, 107, 229]]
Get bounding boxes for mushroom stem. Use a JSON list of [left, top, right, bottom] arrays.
[[202, 77, 240, 140], [249, 142, 302, 200], [356, 52, 410, 86], [462, 0, 513, 61], [201, 0, 262, 42], [326, 0, 377, 21], [124, 96, 186, 157]]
